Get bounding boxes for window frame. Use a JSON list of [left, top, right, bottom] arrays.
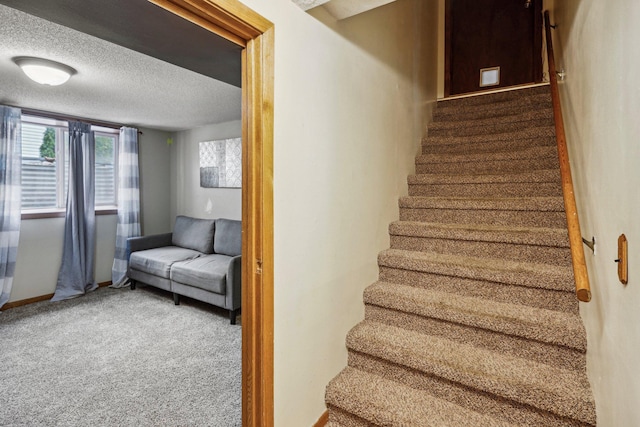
[[20, 114, 119, 220]]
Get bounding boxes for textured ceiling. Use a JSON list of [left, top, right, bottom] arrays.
[[0, 0, 242, 87], [0, 4, 242, 132]]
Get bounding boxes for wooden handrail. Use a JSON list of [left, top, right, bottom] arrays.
[[544, 11, 591, 302]]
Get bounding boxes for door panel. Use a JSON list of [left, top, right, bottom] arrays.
[[446, 0, 542, 96]]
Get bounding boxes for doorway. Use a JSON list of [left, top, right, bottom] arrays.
[[445, 0, 542, 96], [149, 2, 274, 426], [0, 0, 274, 424]]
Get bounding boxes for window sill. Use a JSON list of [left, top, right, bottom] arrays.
[[21, 207, 118, 220]]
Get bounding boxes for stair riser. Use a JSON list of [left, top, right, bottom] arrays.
[[430, 110, 553, 132], [399, 208, 567, 228], [365, 305, 585, 371], [378, 267, 578, 313], [348, 351, 594, 427], [416, 157, 559, 175], [390, 235, 572, 266], [429, 119, 555, 137], [408, 182, 562, 198]]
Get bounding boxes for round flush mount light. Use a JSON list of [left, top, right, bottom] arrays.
[[13, 56, 76, 86]]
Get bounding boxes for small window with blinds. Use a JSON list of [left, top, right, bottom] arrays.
[[21, 115, 118, 213]]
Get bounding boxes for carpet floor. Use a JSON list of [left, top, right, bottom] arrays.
[[0, 286, 241, 426], [325, 85, 596, 426]]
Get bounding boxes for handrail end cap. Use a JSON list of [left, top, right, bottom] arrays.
[[577, 289, 591, 303]]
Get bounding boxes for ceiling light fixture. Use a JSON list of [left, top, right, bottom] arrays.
[[13, 56, 76, 86]]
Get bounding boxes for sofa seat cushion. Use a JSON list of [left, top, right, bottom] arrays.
[[130, 246, 202, 278], [170, 254, 232, 294]]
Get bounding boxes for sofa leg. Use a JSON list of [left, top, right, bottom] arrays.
[[229, 309, 238, 325], [173, 293, 180, 305], [130, 280, 136, 290]]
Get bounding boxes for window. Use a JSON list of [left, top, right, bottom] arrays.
[[21, 115, 118, 213], [95, 133, 117, 206]]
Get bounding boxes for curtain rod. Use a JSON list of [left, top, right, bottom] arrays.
[[12, 105, 143, 134]]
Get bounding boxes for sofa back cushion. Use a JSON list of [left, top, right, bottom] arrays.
[[214, 218, 242, 256], [172, 216, 216, 254]]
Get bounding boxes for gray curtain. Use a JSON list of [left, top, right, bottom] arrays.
[[111, 127, 141, 288], [0, 106, 22, 308], [52, 121, 97, 301]]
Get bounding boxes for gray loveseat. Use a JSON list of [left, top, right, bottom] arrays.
[[127, 216, 241, 324]]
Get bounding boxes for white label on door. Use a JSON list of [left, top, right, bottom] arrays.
[[480, 67, 500, 87]]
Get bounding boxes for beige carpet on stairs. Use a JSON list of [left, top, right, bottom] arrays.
[[325, 85, 596, 426]]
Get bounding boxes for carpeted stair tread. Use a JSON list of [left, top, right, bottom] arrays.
[[415, 157, 559, 176], [399, 197, 567, 228], [422, 135, 557, 157], [326, 407, 370, 427], [346, 321, 595, 424], [434, 93, 553, 121], [408, 170, 562, 198], [378, 267, 579, 314], [429, 106, 553, 130], [326, 367, 516, 427], [378, 248, 574, 292], [429, 119, 555, 138], [327, 406, 372, 427], [409, 184, 561, 198], [437, 85, 550, 108], [416, 144, 559, 176], [409, 169, 561, 184], [363, 281, 585, 351], [418, 144, 557, 165], [389, 221, 569, 248], [429, 107, 553, 132], [422, 126, 556, 149], [399, 196, 564, 212], [388, 221, 572, 266]]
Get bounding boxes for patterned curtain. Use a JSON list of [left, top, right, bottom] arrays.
[[52, 121, 97, 301], [110, 127, 140, 288], [0, 106, 22, 308]]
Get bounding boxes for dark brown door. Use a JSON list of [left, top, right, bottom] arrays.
[[445, 0, 542, 96]]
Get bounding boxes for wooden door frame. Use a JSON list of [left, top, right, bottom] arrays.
[[444, 0, 543, 97], [148, 1, 274, 426]]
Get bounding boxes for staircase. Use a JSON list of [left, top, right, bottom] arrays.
[[325, 85, 596, 426]]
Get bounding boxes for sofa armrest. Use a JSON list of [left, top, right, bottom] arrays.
[[128, 233, 173, 253], [226, 255, 242, 311]]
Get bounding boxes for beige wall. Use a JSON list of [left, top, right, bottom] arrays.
[[236, 0, 439, 424], [169, 120, 242, 222], [9, 126, 172, 303], [551, 1, 640, 425]]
